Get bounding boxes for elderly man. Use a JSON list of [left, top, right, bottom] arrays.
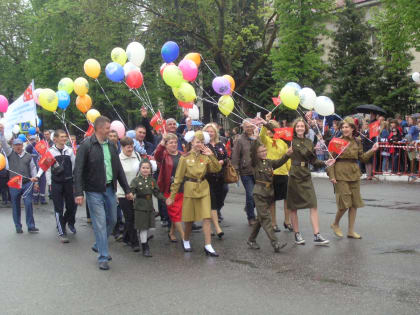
[[0, 125, 39, 233], [231, 119, 257, 225]]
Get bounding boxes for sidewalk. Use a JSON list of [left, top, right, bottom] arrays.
[[311, 171, 420, 183]]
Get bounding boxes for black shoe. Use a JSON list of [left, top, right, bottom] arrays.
[[41, 200, 48, 205], [91, 246, 98, 253], [273, 241, 287, 253], [191, 223, 202, 232], [68, 224, 76, 234], [168, 233, 178, 243], [59, 234, 70, 243], [132, 245, 141, 252], [142, 243, 152, 257], [204, 247, 219, 257], [247, 240, 260, 250], [313, 233, 330, 246], [16, 227, 23, 234], [98, 261, 109, 270], [294, 232, 305, 245], [217, 232, 224, 239], [147, 235, 154, 241], [182, 242, 192, 252], [283, 222, 293, 232], [28, 227, 39, 233], [272, 225, 281, 233], [114, 233, 123, 242]]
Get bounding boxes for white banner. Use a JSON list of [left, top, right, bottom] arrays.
[[4, 80, 37, 139]]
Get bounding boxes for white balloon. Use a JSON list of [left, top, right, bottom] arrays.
[[34, 88, 44, 105], [188, 104, 199, 120], [126, 42, 145, 67], [314, 96, 334, 116], [412, 72, 420, 83], [150, 160, 157, 173], [4, 129, 12, 141], [123, 62, 140, 77], [12, 125, 20, 134], [299, 87, 317, 110]]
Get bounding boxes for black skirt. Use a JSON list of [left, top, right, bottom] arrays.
[[207, 175, 225, 210], [273, 175, 288, 201]]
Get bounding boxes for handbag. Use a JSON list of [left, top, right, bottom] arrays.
[[224, 159, 239, 183]]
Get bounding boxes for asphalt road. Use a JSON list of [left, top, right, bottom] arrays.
[[0, 178, 419, 315]]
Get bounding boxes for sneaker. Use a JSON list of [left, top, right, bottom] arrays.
[[247, 240, 260, 250], [294, 232, 305, 245], [28, 227, 39, 233], [68, 224, 76, 234], [98, 261, 109, 270], [16, 227, 23, 234], [59, 235, 69, 243], [314, 233, 330, 246], [273, 241, 287, 253]]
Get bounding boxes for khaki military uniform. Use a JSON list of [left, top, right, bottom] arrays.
[[249, 156, 289, 246], [170, 151, 221, 222], [327, 136, 374, 209], [287, 137, 325, 210], [130, 175, 165, 230]]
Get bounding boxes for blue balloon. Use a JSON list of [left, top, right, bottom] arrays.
[[57, 90, 71, 110], [18, 134, 27, 142], [28, 127, 36, 135], [285, 82, 302, 91], [126, 130, 136, 138], [161, 41, 179, 63], [105, 62, 125, 82], [37, 118, 42, 127]]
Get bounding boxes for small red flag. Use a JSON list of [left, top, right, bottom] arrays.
[[23, 84, 33, 102], [369, 120, 380, 139], [178, 100, 194, 109], [226, 139, 232, 157], [8, 175, 22, 189], [328, 137, 349, 155], [150, 111, 166, 131], [35, 140, 48, 156], [38, 151, 56, 171], [72, 140, 77, 155], [272, 97, 281, 107], [273, 128, 293, 141], [85, 124, 94, 138]]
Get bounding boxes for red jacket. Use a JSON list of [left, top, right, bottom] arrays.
[[154, 144, 184, 194]]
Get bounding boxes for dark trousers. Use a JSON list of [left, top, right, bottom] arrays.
[[240, 175, 256, 220], [118, 197, 139, 246], [0, 176, 10, 202], [33, 173, 46, 202], [51, 180, 77, 235]]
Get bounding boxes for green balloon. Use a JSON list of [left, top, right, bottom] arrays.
[[163, 65, 183, 88], [172, 82, 196, 102], [58, 78, 74, 94]]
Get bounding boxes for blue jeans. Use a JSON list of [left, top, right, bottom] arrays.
[[9, 182, 35, 230], [86, 186, 117, 263], [240, 175, 255, 220]]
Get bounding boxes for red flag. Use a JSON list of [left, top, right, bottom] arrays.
[[226, 139, 232, 157], [369, 120, 380, 139], [328, 137, 349, 155], [85, 124, 94, 138], [72, 140, 77, 155], [178, 100, 194, 109], [150, 111, 166, 131], [8, 175, 22, 189], [35, 140, 48, 156], [38, 151, 56, 171], [23, 84, 33, 102], [272, 97, 281, 107], [273, 128, 293, 141]]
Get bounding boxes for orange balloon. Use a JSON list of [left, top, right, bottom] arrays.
[[223, 74, 235, 91], [184, 53, 201, 67], [76, 94, 92, 113], [0, 154, 5, 171], [84, 59, 101, 79]]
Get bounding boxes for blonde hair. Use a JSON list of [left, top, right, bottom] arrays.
[[203, 123, 220, 143], [163, 132, 178, 144]]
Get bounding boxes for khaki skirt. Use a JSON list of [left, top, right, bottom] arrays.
[[182, 194, 211, 222], [135, 209, 155, 230], [287, 175, 317, 210], [335, 180, 364, 209]]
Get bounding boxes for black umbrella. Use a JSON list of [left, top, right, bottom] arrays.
[[356, 104, 387, 115]]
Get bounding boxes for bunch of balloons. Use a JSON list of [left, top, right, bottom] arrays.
[[213, 75, 235, 117]]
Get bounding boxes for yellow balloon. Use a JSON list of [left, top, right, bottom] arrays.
[[84, 59, 101, 79], [0, 153, 6, 171], [218, 95, 234, 116], [172, 82, 196, 102], [74, 77, 89, 96], [58, 78, 74, 94], [111, 47, 127, 66], [279, 85, 300, 110], [86, 109, 101, 123], [39, 88, 58, 112]]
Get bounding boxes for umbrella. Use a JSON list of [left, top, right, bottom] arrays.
[[411, 113, 420, 118], [356, 104, 386, 115], [191, 120, 203, 126]]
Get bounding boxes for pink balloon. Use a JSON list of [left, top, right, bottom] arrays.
[[110, 120, 125, 139], [179, 59, 198, 82], [0, 95, 8, 113], [34, 88, 44, 106]]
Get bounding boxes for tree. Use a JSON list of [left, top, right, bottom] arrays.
[[328, 0, 381, 115]]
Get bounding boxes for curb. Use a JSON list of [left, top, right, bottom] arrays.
[[311, 171, 419, 183]]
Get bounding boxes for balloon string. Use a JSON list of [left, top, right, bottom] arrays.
[[138, 87, 156, 116], [141, 82, 154, 111], [333, 113, 374, 144], [8, 169, 31, 180], [60, 112, 73, 144], [95, 79, 128, 129], [127, 86, 156, 116], [53, 112, 84, 133]]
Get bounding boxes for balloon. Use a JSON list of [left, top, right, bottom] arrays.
[[39, 88, 58, 112], [0, 95, 8, 113], [172, 82, 196, 102], [110, 120, 125, 139], [111, 47, 127, 66], [28, 127, 37, 135], [161, 41, 179, 63], [178, 100, 194, 109], [0, 154, 5, 171], [86, 109, 101, 123], [162, 65, 184, 88], [279, 85, 300, 110], [314, 96, 335, 116], [188, 105, 199, 120], [74, 77, 89, 96], [37, 118, 42, 127], [184, 52, 201, 67], [126, 70, 144, 89], [12, 125, 20, 134], [34, 88, 44, 105], [84, 59, 101, 79], [58, 78, 74, 94], [18, 134, 27, 142], [124, 62, 140, 77], [412, 72, 420, 83], [223, 75, 235, 91], [126, 130, 136, 138], [105, 62, 125, 83], [159, 62, 174, 77], [56, 90, 71, 110], [286, 82, 301, 91], [178, 59, 198, 82], [218, 95, 234, 116], [76, 94, 92, 113], [212, 76, 231, 95], [126, 42, 145, 67], [299, 87, 317, 110]]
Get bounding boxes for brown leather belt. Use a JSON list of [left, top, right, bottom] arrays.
[[336, 159, 357, 163], [292, 161, 308, 167], [184, 176, 203, 183], [256, 180, 272, 189]]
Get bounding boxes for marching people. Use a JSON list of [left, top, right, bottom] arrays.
[[328, 117, 379, 239], [36, 130, 77, 243], [287, 118, 335, 246], [166, 130, 222, 256], [74, 116, 133, 270]]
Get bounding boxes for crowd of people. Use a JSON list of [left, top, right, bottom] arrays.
[[4, 106, 420, 271]]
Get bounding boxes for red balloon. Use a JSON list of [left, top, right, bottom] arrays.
[[178, 100, 193, 109], [126, 70, 144, 89]]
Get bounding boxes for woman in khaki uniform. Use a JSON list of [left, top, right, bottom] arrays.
[[328, 117, 379, 239], [288, 118, 335, 246], [167, 130, 222, 256]]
